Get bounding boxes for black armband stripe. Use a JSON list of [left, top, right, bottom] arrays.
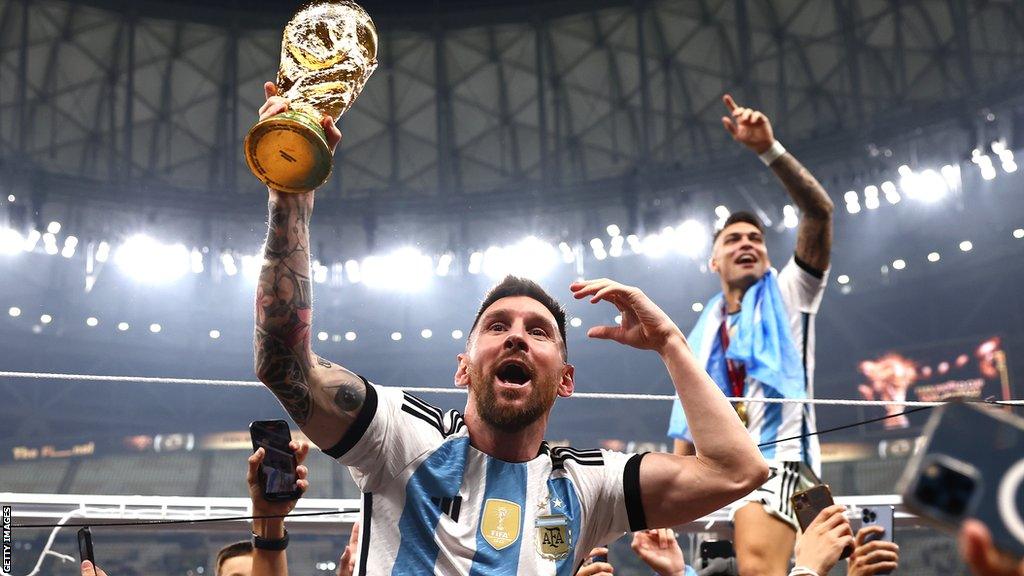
[[323, 376, 376, 459], [793, 253, 825, 279], [624, 452, 648, 532]]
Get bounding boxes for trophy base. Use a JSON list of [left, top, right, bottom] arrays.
[[244, 110, 333, 194]]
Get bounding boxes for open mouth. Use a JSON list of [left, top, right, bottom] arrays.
[[496, 360, 533, 388], [735, 253, 757, 265]]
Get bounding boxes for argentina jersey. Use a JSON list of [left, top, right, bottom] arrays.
[[325, 381, 647, 575]]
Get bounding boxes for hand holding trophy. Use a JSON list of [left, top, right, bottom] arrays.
[[245, 1, 378, 193]]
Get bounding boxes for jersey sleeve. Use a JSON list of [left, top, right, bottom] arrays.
[[565, 449, 647, 550], [321, 380, 451, 493], [776, 255, 829, 314]]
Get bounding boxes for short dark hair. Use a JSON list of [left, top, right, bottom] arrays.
[[216, 541, 253, 575], [469, 275, 568, 359], [713, 211, 765, 243]]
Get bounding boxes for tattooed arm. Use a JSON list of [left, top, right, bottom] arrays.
[[721, 94, 834, 271], [253, 82, 360, 450]]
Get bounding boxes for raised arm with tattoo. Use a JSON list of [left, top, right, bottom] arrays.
[[721, 94, 834, 271], [253, 81, 367, 450]]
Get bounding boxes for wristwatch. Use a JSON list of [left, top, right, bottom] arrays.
[[252, 529, 289, 551]]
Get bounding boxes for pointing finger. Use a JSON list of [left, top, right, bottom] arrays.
[[722, 94, 737, 112]]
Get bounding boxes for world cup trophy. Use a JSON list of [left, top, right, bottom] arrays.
[[244, 0, 378, 193]]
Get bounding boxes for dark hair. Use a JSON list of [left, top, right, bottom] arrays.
[[470, 275, 568, 359], [713, 211, 765, 243], [216, 541, 253, 575]]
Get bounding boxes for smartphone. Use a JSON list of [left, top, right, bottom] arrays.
[[859, 505, 895, 543], [77, 527, 95, 564], [859, 505, 895, 574], [898, 401, 1024, 558], [791, 484, 853, 559], [249, 419, 301, 501], [699, 540, 735, 569]]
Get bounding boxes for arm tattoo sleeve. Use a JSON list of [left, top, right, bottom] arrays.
[[254, 195, 316, 425], [770, 153, 834, 271]]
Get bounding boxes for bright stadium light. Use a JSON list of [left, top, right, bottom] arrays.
[[450, 329, 462, 340], [86, 316, 99, 327], [641, 232, 667, 258], [435, 253, 453, 277], [569, 317, 582, 328], [614, 315, 622, 325], [191, 248, 205, 274], [149, 323, 162, 333], [1014, 229, 1024, 239], [390, 332, 402, 341], [691, 302, 704, 312], [47, 221, 61, 234], [892, 259, 906, 270], [959, 240, 973, 252], [972, 149, 997, 181], [863, 187, 880, 210], [118, 322, 130, 331], [0, 228, 23, 255], [43, 233, 58, 255], [209, 330, 221, 339], [221, 252, 238, 277], [421, 329, 432, 339], [783, 205, 798, 228], [345, 331, 357, 341], [317, 331, 329, 341], [609, 234, 624, 257], [312, 260, 328, 284], [40, 314, 52, 324], [115, 235, 191, 283], [61, 235, 78, 259], [23, 229, 41, 252], [671, 220, 707, 258], [482, 237, 559, 280], [927, 252, 941, 262], [467, 251, 483, 275], [606, 224, 621, 237], [95, 240, 110, 262], [8, 306, 21, 317], [880, 181, 900, 204], [362, 247, 434, 292], [344, 259, 361, 283], [558, 242, 575, 264], [837, 275, 850, 285], [844, 191, 859, 204]]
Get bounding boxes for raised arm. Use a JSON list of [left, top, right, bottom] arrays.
[[721, 94, 834, 271], [253, 82, 367, 450], [571, 279, 769, 528]]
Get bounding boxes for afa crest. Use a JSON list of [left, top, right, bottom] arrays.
[[535, 514, 572, 560], [481, 498, 522, 550]]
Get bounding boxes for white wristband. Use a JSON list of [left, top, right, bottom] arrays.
[[758, 140, 786, 166], [789, 567, 819, 576]]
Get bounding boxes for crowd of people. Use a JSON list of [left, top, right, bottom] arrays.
[[76, 85, 1023, 576]]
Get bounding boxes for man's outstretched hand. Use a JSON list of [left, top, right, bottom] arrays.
[[720, 94, 774, 154], [570, 279, 683, 354], [260, 82, 343, 154]]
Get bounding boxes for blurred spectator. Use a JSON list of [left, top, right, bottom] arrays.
[[215, 541, 253, 576], [959, 519, 1024, 576]]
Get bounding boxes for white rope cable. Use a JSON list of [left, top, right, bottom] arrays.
[[2, 370, 1022, 406]]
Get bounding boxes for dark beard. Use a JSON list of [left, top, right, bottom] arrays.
[[470, 362, 558, 433]]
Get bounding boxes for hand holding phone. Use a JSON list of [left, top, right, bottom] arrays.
[[77, 527, 95, 564], [699, 540, 735, 569], [249, 419, 301, 501], [899, 401, 1024, 560], [791, 486, 854, 560]]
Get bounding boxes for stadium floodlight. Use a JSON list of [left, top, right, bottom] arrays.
[[191, 248, 205, 274], [673, 220, 708, 258], [118, 322, 130, 331], [0, 227, 23, 255], [61, 235, 78, 259], [880, 181, 900, 204], [892, 259, 906, 270], [95, 240, 110, 262], [115, 234, 191, 283], [641, 231, 667, 258], [362, 247, 434, 292], [43, 233, 58, 255], [6, 195, 14, 202], [569, 317, 582, 328], [467, 251, 483, 275], [1014, 229, 1024, 239], [846, 202, 861, 214], [482, 236, 559, 280], [691, 302, 704, 312], [312, 260, 328, 284], [86, 316, 99, 327], [606, 224, 621, 237], [609, 235, 624, 257], [863, 187, 880, 210], [927, 252, 941, 262], [317, 331, 329, 341], [421, 329, 432, 339], [625, 234, 642, 254], [844, 191, 859, 204], [344, 259, 361, 283], [783, 205, 798, 228], [8, 306, 21, 317], [558, 242, 575, 264], [959, 240, 973, 252], [345, 331, 357, 341], [435, 253, 453, 277], [221, 252, 238, 277], [390, 332, 402, 341], [209, 330, 221, 339], [837, 275, 850, 285], [47, 221, 61, 234], [972, 149, 997, 181], [149, 323, 162, 333], [40, 314, 52, 324], [450, 330, 463, 340]]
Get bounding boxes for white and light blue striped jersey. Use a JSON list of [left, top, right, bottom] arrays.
[[743, 255, 828, 476], [325, 382, 647, 576]]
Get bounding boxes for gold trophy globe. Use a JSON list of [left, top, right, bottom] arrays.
[[245, 0, 378, 193]]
